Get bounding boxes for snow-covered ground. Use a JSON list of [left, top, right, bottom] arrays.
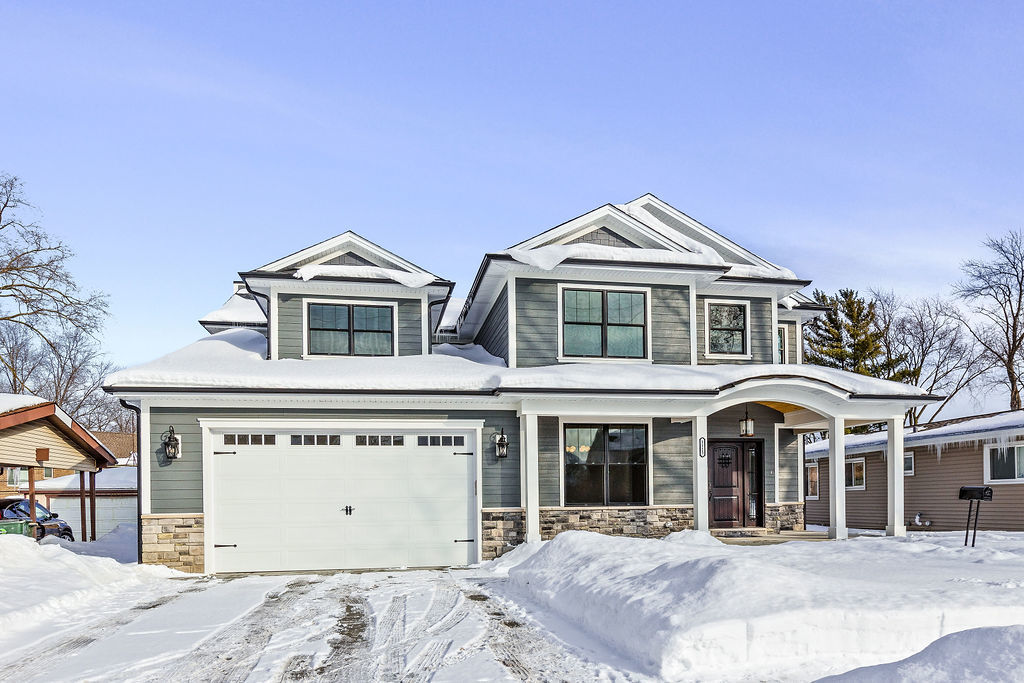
[[5, 528, 1024, 681]]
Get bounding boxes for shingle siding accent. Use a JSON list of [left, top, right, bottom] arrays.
[[475, 284, 509, 364], [538, 416, 561, 506], [514, 278, 690, 368], [276, 292, 423, 359], [696, 295, 774, 364], [653, 418, 693, 505], [565, 227, 640, 249], [148, 407, 521, 514]]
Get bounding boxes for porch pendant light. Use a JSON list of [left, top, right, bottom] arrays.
[[739, 407, 755, 438]]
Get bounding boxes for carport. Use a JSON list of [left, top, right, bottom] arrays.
[[0, 395, 117, 540]]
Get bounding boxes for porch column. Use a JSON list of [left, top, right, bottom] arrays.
[[828, 416, 848, 540], [886, 417, 907, 537], [523, 413, 541, 543], [79, 471, 88, 542], [89, 470, 98, 541], [692, 415, 709, 532]]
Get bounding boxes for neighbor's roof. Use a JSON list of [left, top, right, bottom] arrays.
[[0, 394, 117, 467], [104, 328, 937, 402], [805, 410, 1024, 457], [19, 466, 137, 493], [93, 431, 136, 461]]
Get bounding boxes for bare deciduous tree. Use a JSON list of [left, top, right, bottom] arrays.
[[953, 231, 1024, 411], [872, 290, 990, 426]]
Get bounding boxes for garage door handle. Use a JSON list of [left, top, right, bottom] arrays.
[[452, 451, 473, 456], [453, 539, 474, 543], [213, 451, 236, 455], [214, 544, 237, 548]]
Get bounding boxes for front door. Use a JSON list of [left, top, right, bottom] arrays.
[[709, 441, 763, 528]]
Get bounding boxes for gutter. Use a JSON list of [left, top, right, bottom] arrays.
[[241, 278, 272, 360], [119, 399, 143, 565], [426, 281, 456, 351]]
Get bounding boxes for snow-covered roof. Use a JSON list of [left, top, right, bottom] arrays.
[[0, 393, 48, 415], [293, 264, 438, 288], [805, 410, 1024, 456], [438, 297, 467, 330], [199, 292, 267, 325], [20, 467, 137, 493], [105, 328, 933, 401]]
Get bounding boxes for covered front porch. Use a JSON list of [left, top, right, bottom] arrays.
[[510, 369, 939, 546]]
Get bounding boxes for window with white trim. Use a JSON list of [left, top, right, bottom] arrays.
[[986, 443, 1024, 483], [43, 467, 53, 478], [805, 462, 819, 499], [845, 458, 866, 490], [307, 302, 394, 356], [6, 467, 27, 487], [705, 300, 750, 356], [777, 325, 789, 364], [563, 424, 648, 505], [904, 451, 915, 476], [561, 288, 647, 359]]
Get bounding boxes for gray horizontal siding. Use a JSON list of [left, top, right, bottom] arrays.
[[781, 320, 799, 364], [696, 296, 773, 364], [276, 293, 423, 359], [778, 429, 800, 501], [653, 418, 693, 505], [476, 284, 509, 364], [514, 278, 690, 368], [149, 407, 521, 514], [538, 416, 560, 506]]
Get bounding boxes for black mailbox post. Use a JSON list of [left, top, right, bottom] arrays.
[[959, 486, 993, 547]]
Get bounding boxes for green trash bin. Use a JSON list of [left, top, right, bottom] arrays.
[[0, 519, 33, 537]]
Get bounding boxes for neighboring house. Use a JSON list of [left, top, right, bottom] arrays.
[[0, 394, 117, 536], [94, 431, 138, 466], [19, 466, 137, 539], [105, 194, 938, 574], [805, 411, 1024, 532]]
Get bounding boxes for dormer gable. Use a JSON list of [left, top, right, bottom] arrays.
[[257, 230, 434, 276]]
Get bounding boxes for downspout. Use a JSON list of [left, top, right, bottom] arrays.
[[427, 282, 456, 354], [119, 399, 143, 564], [242, 279, 272, 360]]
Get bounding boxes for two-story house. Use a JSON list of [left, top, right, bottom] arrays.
[[106, 195, 939, 573]]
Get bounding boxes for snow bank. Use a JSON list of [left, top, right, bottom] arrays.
[[41, 523, 141, 563], [0, 533, 177, 645], [293, 264, 436, 288], [0, 392, 47, 414], [26, 466, 136, 493], [432, 343, 506, 367], [200, 292, 266, 324], [495, 531, 1024, 681], [827, 625, 1024, 682]]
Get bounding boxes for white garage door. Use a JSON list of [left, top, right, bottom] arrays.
[[209, 427, 477, 573]]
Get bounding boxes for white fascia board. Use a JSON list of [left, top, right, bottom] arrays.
[[806, 426, 1024, 459], [459, 261, 512, 340], [510, 204, 688, 252], [259, 231, 436, 276], [246, 276, 448, 300], [109, 393, 522, 413], [701, 280, 808, 300]]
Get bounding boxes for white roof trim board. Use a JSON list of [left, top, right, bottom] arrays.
[[258, 230, 436, 278], [805, 411, 1024, 456]]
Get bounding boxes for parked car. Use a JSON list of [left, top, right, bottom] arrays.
[[0, 497, 74, 541]]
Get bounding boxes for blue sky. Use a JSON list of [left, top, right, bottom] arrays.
[[3, 2, 1022, 414]]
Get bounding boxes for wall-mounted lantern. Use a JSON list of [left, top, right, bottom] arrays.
[[739, 407, 755, 438], [493, 428, 509, 458], [163, 426, 181, 459]]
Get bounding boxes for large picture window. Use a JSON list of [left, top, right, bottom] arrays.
[[562, 289, 646, 359], [708, 302, 748, 355], [563, 424, 647, 505], [307, 302, 394, 356], [986, 444, 1024, 483]]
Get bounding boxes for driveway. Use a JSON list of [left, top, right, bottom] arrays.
[[0, 568, 634, 682]]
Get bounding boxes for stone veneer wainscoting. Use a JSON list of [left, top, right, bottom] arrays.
[[540, 506, 694, 540], [764, 503, 805, 532], [141, 513, 204, 573], [481, 509, 526, 560]]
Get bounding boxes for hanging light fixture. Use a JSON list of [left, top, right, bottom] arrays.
[[739, 406, 755, 438]]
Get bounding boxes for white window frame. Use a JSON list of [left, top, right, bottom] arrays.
[[983, 441, 1024, 485], [776, 324, 789, 364], [556, 416, 654, 507], [804, 462, 819, 500], [301, 297, 398, 359], [556, 283, 653, 363], [6, 467, 26, 487], [904, 450, 915, 476], [704, 298, 753, 360], [845, 457, 866, 490]]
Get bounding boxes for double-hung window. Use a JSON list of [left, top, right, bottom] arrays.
[[563, 424, 647, 505], [986, 443, 1024, 483], [845, 458, 866, 490], [562, 289, 646, 359], [707, 301, 748, 356], [307, 302, 394, 356]]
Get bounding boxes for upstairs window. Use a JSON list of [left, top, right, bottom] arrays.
[[707, 301, 749, 356], [777, 325, 789, 364], [307, 302, 394, 356], [562, 289, 646, 359]]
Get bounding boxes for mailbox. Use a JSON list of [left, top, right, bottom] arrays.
[[959, 486, 993, 501]]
